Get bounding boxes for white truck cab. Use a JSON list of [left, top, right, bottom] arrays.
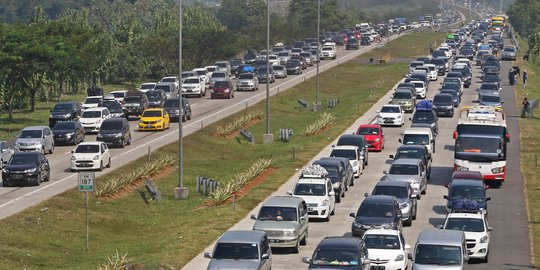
[[400, 128, 435, 154]]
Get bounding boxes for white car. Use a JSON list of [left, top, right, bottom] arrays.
[[363, 229, 410, 270], [109, 90, 128, 104], [288, 165, 336, 221], [138, 82, 157, 93], [424, 64, 438, 81], [267, 54, 279, 66], [204, 65, 219, 78], [329, 145, 363, 178], [79, 107, 111, 133], [160, 76, 179, 91], [70, 142, 111, 171], [443, 210, 491, 262], [319, 46, 336, 60], [410, 80, 427, 99], [182, 76, 206, 97], [376, 105, 404, 126], [82, 96, 103, 111], [192, 68, 209, 86]]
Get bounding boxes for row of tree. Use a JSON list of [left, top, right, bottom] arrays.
[[507, 0, 540, 57]]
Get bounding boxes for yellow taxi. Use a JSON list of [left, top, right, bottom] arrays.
[[138, 108, 170, 131]]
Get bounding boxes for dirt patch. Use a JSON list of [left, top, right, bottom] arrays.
[[313, 124, 333, 136], [210, 117, 262, 139], [97, 164, 176, 201]]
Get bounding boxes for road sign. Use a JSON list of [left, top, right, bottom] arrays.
[[78, 172, 95, 192]]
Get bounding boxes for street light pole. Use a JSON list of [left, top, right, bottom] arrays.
[[263, 0, 274, 144], [174, 0, 188, 199], [313, 0, 322, 112]]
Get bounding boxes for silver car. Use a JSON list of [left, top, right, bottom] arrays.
[[272, 65, 287, 79], [205, 230, 272, 270], [237, 73, 259, 91], [382, 158, 427, 199], [0, 141, 14, 167], [15, 126, 55, 154]]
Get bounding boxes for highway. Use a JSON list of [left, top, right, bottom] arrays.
[[0, 33, 405, 220], [182, 36, 533, 269]]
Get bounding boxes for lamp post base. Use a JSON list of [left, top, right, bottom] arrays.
[[263, 133, 274, 144], [173, 187, 189, 199], [312, 102, 322, 112]]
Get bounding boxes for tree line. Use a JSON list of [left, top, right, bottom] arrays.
[[507, 0, 540, 58]]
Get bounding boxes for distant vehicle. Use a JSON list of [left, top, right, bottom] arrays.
[[410, 106, 439, 135], [48, 101, 83, 127], [153, 82, 177, 99], [400, 127, 435, 154], [329, 145, 364, 179], [237, 73, 259, 91], [163, 97, 191, 122], [160, 76, 180, 91], [285, 59, 303, 75], [211, 80, 235, 99], [346, 38, 360, 50], [319, 45, 336, 60], [138, 108, 170, 131], [109, 90, 128, 105], [52, 121, 85, 146], [312, 158, 349, 203], [79, 107, 111, 133], [382, 158, 428, 199], [97, 118, 131, 148], [214, 61, 231, 76], [410, 229, 468, 269], [336, 134, 369, 168], [390, 90, 415, 113], [122, 91, 149, 119], [0, 141, 14, 167], [146, 89, 167, 108], [349, 195, 403, 237], [209, 71, 229, 89], [272, 65, 287, 79], [302, 237, 371, 269], [15, 126, 55, 154], [370, 181, 417, 226], [444, 179, 490, 213], [2, 152, 50, 186], [101, 100, 125, 118], [138, 82, 157, 93], [82, 96, 103, 111], [70, 142, 111, 172], [390, 144, 432, 179], [182, 76, 206, 97]]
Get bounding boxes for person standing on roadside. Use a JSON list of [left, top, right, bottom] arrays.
[[522, 98, 530, 118], [523, 69, 528, 86]]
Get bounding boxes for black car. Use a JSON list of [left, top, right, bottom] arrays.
[[439, 89, 461, 107], [370, 181, 417, 226], [313, 158, 349, 203], [433, 93, 454, 117], [447, 71, 469, 88], [102, 100, 125, 118], [482, 73, 500, 87], [48, 101, 82, 127], [285, 59, 302, 75], [410, 109, 439, 135], [416, 57, 431, 64], [146, 89, 167, 108], [123, 92, 149, 119], [360, 36, 371, 45], [429, 58, 447, 75], [229, 58, 243, 75], [2, 152, 50, 187], [302, 237, 370, 269], [163, 97, 192, 122], [346, 38, 359, 50], [389, 144, 432, 179], [52, 121, 85, 146], [336, 134, 369, 167], [349, 195, 402, 237], [97, 118, 131, 148], [444, 179, 490, 213]]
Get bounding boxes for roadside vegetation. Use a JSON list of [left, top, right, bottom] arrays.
[[0, 32, 447, 269]]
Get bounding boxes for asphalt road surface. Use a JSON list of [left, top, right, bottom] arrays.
[[182, 37, 533, 270]]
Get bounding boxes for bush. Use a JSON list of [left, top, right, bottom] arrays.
[[304, 112, 336, 135], [215, 110, 263, 136], [97, 250, 133, 270]]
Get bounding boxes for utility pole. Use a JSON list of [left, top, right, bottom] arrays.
[[263, 0, 274, 144], [313, 0, 322, 112], [500, 0, 503, 14]]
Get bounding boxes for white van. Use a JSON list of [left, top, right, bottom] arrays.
[[400, 128, 435, 154]]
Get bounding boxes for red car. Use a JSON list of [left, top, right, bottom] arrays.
[[356, 124, 384, 151], [211, 80, 234, 99]]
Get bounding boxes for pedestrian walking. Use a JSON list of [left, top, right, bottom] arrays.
[[522, 97, 530, 118], [509, 70, 515, 85], [523, 69, 528, 86]]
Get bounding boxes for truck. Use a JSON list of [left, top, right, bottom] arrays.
[[453, 106, 510, 186]]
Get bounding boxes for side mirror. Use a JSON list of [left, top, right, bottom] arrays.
[[486, 197, 491, 201], [444, 184, 449, 188], [375, 110, 380, 113], [488, 227, 493, 231], [349, 212, 356, 218], [443, 195, 448, 199], [71, 150, 75, 154], [405, 244, 411, 250], [411, 194, 417, 198], [485, 185, 490, 189], [364, 192, 369, 198], [204, 252, 212, 259], [398, 138, 402, 143], [383, 170, 388, 175], [430, 139, 434, 143], [389, 154, 394, 159], [262, 253, 270, 260], [286, 191, 293, 195], [250, 214, 257, 220], [302, 256, 311, 264], [300, 216, 306, 221], [363, 259, 371, 265], [329, 191, 335, 197], [408, 253, 413, 260], [331, 144, 336, 148]]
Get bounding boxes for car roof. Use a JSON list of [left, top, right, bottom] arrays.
[[317, 237, 363, 249], [363, 229, 400, 236], [403, 127, 432, 134], [447, 211, 484, 219], [375, 180, 409, 188], [218, 230, 266, 244], [451, 171, 483, 180], [297, 177, 327, 184], [313, 159, 341, 167], [363, 195, 395, 204], [331, 145, 359, 151], [359, 124, 380, 129], [262, 196, 304, 208], [391, 158, 421, 165], [55, 101, 79, 105], [22, 126, 49, 131], [396, 144, 427, 151], [450, 179, 485, 187], [83, 107, 107, 112], [144, 108, 164, 112], [417, 229, 464, 246], [77, 142, 103, 146], [12, 151, 41, 157], [102, 118, 125, 123]]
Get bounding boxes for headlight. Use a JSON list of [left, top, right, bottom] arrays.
[[383, 223, 394, 229], [284, 230, 297, 237], [93, 155, 100, 161], [115, 132, 123, 137], [352, 161, 359, 167], [171, 109, 180, 114], [395, 254, 404, 261], [400, 203, 409, 209], [2, 168, 7, 173], [71, 156, 76, 161], [375, 138, 380, 142], [97, 133, 103, 138], [320, 199, 329, 206], [456, 165, 469, 172], [491, 167, 504, 174], [397, 115, 402, 118], [479, 235, 488, 243], [63, 113, 71, 118], [49, 114, 54, 118], [332, 182, 341, 189], [23, 168, 37, 173]]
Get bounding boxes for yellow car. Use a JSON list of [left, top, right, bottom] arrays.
[[138, 108, 170, 131]]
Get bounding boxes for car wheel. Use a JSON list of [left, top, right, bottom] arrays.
[[44, 172, 50, 182], [3, 180, 11, 187], [127, 134, 132, 145], [107, 157, 111, 168], [413, 204, 417, 220], [187, 112, 192, 120], [291, 240, 300, 254], [330, 206, 335, 216], [99, 161, 104, 171], [482, 253, 489, 263], [40, 147, 45, 155], [300, 231, 308, 246], [34, 173, 42, 186], [198, 92, 203, 98], [404, 219, 412, 227]]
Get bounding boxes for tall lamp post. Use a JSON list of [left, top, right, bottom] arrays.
[[313, 0, 322, 112], [263, 0, 274, 144], [174, 0, 188, 199]]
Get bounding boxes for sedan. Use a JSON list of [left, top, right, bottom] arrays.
[[2, 152, 50, 186], [272, 65, 287, 79], [285, 59, 303, 75]]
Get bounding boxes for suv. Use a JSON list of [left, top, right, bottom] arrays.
[[410, 229, 468, 269], [82, 96, 103, 111], [370, 181, 417, 226], [237, 73, 259, 91], [382, 158, 428, 199], [251, 196, 309, 253], [49, 102, 82, 127], [444, 179, 490, 213], [79, 107, 111, 133], [154, 82, 177, 99], [97, 118, 132, 148], [163, 97, 192, 122], [302, 237, 371, 269], [349, 195, 403, 237], [204, 231, 272, 270], [400, 127, 435, 154], [2, 152, 50, 186], [146, 89, 167, 108], [15, 126, 54, 154], [313, 158, 350, 203], [433, 93, 455, 117], [443, 210, 491, 262], [52, 121, 85, 146], [390, 90, 416, 113], [410, 107, 438, 135], [390, 144, 432, 179], [123, 91, 149, 119], [288, 165, 336, 221], [319, 45, 336, 60]]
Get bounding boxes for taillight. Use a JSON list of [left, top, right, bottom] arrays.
[[452, 131, 457, 139]]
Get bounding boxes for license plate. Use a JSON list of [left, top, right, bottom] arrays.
[[308, 207, 313, 211], [12, 174, 23, 179], [371, 266, 385, 270], [147, 125, 153, 128]]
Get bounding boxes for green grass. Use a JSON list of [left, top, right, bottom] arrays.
[[0, 33, 447, 269], [514, 36, 540, 268], [358, 32, 448, 61]]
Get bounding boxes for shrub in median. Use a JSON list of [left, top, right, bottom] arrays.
[[215, 109, 263, 136], [304, 112, 336, 135]]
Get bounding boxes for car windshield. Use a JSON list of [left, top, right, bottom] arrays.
[[162, 78, 176, 83], [146, 92, 162, 98], [111, 92, 125, 98], [412, 111, 435, 123], [53, 122, 75, 130], [403, 134, 430, 146], [415, 244, 462, 265], [124, 96, 141, 103], [357, 128, 379, 135], [181, 72, 195, 78], [9, 155, 37, 166], [364, 234, 400, 249], [258, 206, 298, 221], [480, 84, 498, 90], [381, 106, 400, 113], [311, 248, 359, 266], [163, 99, 180, 107], [357, 202, 394, 217], [239, 74, 254, 79], [286, 61, 299, 67], [52, 103, 73, 112], [455, 137, 501, 154], [503, 47, 515, 52], [213, 243, 259, 260], [445, 218, 485, 232], [373, 186, 408, 199], [389, 164, 418, 175], [184, 78, 200, 84], [483, 74, 499, 82], [213, 81, 230, 88], [142, 111, 162, 117], [449, 186, 485, 201], [440, 91, 457, 97], [395, 149, 423, 159], [278, 52, 289, 56], [85, 98, 101, 104], [433, 95, 453, 104], [273, 66, 284, 71], [103, 101, 122, 111], [154, 85, 172, 92], [393, 92, 411, 99], [330, 149, 356, 160], [206, 67, 217, 72], [212, 73, 226, 78], [294, 183, 326, 196], [82, 111, 102, 118], [140, 84, 155, 90], [480, 95, 501, 103], [75, 144, 99, 153], [100, 121, 121, 131]]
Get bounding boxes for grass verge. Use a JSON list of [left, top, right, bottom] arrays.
[[0, 32, 447, 269], [358, 32, 447, 62], [514, 36, 540, 267]]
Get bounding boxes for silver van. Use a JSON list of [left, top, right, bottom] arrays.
[[205, 230, 272, 270], [410, 229, 468, 270], [251, 196, 308, 253], [15, 126, 55, 154]]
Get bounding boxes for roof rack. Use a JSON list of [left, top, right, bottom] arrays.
[[301, 164, 328, 178], [458, 105, 506, 126], [448, 198, 486, 214]]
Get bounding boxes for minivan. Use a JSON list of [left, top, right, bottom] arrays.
[[302, 237, 371, 269], [97, 118, 132, 148], [410, 229, 468, 269], [251, 196, 308, 253], [205, 230, 272, 270]]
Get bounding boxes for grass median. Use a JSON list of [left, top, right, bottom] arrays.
[[514, 36, 540, 267], [0, 32, 447, 269]]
